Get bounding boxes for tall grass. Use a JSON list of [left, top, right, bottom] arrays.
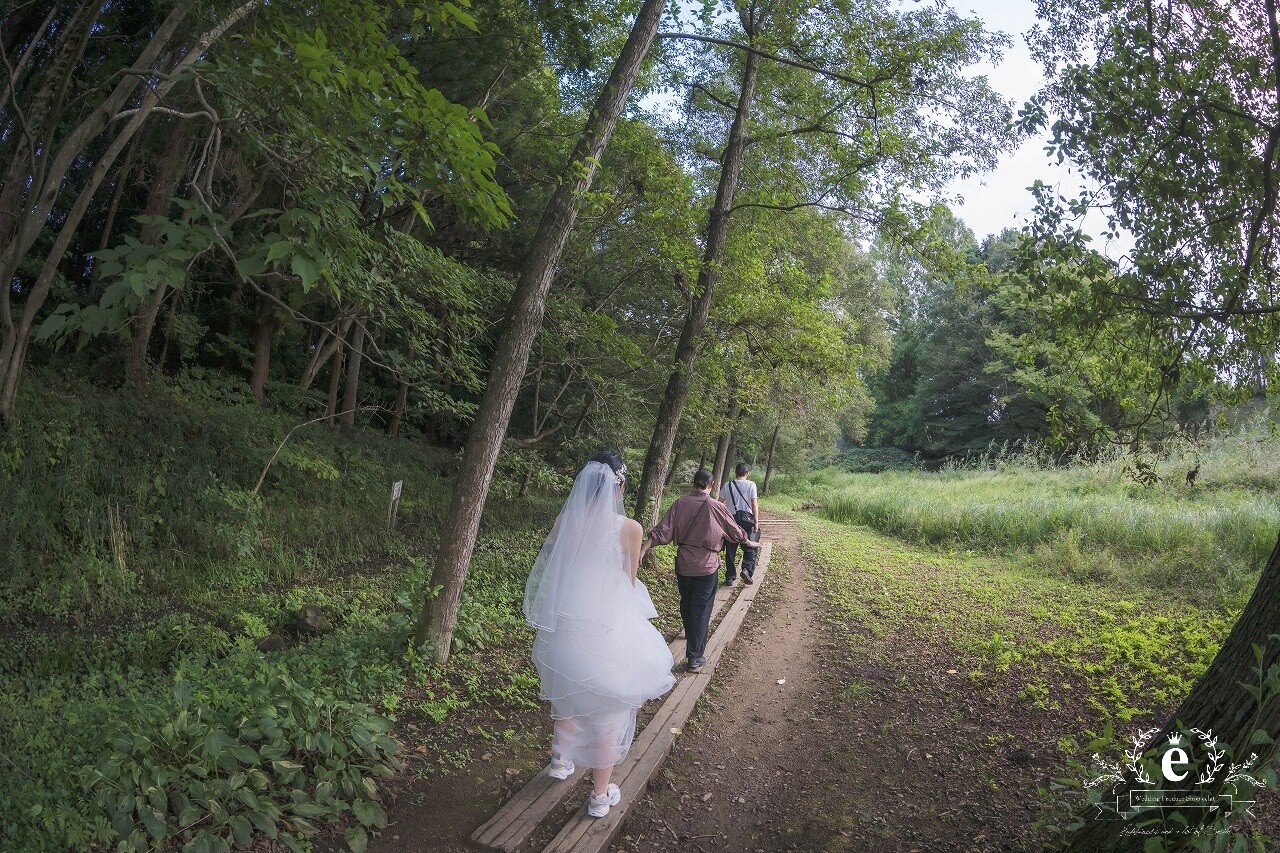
[[771, 416, 1280, 605]]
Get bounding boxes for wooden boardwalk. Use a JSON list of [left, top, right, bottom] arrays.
[[471, 529, 783, 853]]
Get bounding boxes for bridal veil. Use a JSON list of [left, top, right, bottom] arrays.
[[523, 461, 675, 768]]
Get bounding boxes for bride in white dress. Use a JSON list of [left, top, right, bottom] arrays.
[[523, 451, 676, 818]]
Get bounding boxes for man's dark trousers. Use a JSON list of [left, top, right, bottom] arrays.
[[677, 572, 718, 664], [725, 521, 758, 582]]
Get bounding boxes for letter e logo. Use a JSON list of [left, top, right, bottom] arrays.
[[1161, 747, 1189, 782]]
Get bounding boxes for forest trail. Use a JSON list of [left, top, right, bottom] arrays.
[[618, 510, 1043, 852], [353, 510, 1049, 851]]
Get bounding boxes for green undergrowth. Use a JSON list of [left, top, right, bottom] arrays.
[[0, 514, 570, 851], [0, 368, 459, 620], [0, 372, 589, 850], [792, 512, 1234, 726]]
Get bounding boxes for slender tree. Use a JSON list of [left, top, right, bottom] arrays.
[[414, 0, 670, 662], [634, 0, 1011, 526]]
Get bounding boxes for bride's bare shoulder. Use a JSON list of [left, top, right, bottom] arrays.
[[620, 517, 643, 539]]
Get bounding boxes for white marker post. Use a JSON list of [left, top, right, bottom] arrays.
[[388, 480, 403, 531]]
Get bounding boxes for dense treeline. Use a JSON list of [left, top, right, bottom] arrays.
[[0, 0, 1015, 608]]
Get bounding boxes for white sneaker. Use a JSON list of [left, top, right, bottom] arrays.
[[587, 783, 621, 818], [547, 757, 575, 779]]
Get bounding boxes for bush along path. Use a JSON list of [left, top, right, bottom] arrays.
[[618, 509, 1278, 851]]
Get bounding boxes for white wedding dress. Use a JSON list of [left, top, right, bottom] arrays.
[[524, 463, 676, 768]]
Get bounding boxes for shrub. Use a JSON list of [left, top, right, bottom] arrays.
[[84, 674, 399, 853]]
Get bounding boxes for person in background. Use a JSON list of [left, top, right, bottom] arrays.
[[523, 451, 676, 818], [719, 462, 760, 585], [641, 468, 759, 672]]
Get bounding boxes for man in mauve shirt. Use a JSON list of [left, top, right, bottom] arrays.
[[641, 468, 759, 671]]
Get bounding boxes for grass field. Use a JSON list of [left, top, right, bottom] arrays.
[[770, 423, 1280, 610]]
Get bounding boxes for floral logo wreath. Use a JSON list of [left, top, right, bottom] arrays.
[[1085, 727, 1267, 791]]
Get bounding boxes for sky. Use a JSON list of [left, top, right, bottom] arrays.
[[944, 0, 1130, 258]]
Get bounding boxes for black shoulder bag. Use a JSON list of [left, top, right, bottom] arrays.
[[729, 480, 755, 529]]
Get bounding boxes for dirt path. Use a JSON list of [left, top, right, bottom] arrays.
[[618, 513, 845, 851], [619, 511, 1040, 852]]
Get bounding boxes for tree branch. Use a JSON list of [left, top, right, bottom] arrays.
[[656, 31, 876, 92]]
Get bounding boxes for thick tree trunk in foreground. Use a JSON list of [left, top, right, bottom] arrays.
[[634, 39, 763, 530], [414, 0, 668, 663], [762, 419, 781, 494], [1066, 532, 1280, 850]]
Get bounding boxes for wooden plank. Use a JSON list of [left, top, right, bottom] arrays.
[[472, 764, 587, 850], [541, 541, 775, 853]]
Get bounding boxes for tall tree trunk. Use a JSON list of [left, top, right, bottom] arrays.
[[698, 448, 708, 470], [762, 418, 781, 495], [1066, 532, 1280, 849], [712, 432, 731, 492], [663, 436, 687, 491], [90, 130, 144, 302], [156, 290, 180, 370], [0, 4, 56, 116], [248, 296, 275, 403], [300, 314, 353, 391], [324, 345, 344, 420], [413, 0, 668, 663], [712, 384, 738, 489], [339, 320, 366, 426], [633, 31, 764, 529], [388, 379, 409, 437], [127, 118, 194, 383]]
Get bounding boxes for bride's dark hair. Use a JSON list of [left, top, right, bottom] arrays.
[[589, 450, 626, 479]]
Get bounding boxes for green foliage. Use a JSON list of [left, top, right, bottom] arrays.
[[83, 674, 399, 851], [0, 370, 455, 618], [1018, 0, 1280, 408], [811, 446, 920, 473], [0, 474, 559, 850], [864, 215, 1151, 457], [797, 509, 1232, 728], [1039, 639, 1280, 849]]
